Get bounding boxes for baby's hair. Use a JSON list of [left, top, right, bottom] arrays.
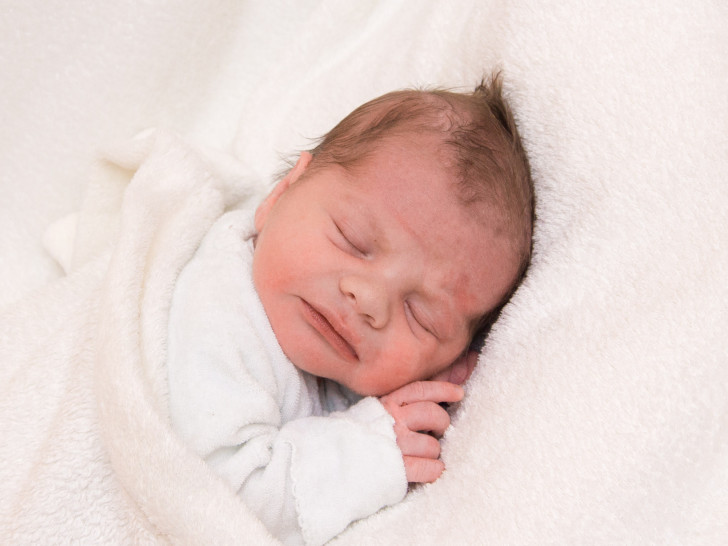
[[305, 72, 534, 339]]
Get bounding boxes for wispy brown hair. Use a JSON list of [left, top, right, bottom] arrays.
[[305, 72, 534, 339]]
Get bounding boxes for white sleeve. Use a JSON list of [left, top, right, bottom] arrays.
[[238, 397, 408, 546], [170, 306, 407, 546]]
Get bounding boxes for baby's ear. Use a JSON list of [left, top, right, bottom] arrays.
[[254, 152, 313, 232]]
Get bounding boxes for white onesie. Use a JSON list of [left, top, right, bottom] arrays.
[[166, 206, 407, 546]]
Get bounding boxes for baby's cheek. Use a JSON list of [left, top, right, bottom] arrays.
[[254, 249, 296, 291], [417, 341, 462, 382], [378, 340, 429, 386]]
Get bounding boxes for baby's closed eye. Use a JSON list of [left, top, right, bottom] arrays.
[[405, 300, 437, 338], [332, 219, 367, 256]]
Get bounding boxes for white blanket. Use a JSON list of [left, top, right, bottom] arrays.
[[2, 1, 727, 544], [0, 131, 281, 543]]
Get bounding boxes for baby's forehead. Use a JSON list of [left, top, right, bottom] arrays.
[[342, 174, 512, 307], [339, 136, 504, 241]]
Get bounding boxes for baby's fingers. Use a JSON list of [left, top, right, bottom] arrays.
[[403, 456, 445, 484], [399, 401, 451, 437], [397, 429, 442, 459], [385, 380, 464, 407]]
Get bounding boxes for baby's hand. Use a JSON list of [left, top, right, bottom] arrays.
[[379, 381, 464, 483]]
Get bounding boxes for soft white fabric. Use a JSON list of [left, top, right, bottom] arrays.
[[2, 1, 727, 544], [167, 208, 406, 545], [0, 130, 278, 543]]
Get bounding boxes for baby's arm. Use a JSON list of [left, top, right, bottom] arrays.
[[234, 397, 407, 545], [379, 381, 464, 483], [171, 356, 407, 546]]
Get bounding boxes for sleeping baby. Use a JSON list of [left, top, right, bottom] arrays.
[[166, 73, 533, 545]]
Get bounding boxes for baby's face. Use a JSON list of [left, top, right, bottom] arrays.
[[253, 137, 519, 396]]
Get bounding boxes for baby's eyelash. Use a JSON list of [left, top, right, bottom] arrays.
[[334, 221, 365, 254], [405, 301, 435, 337]]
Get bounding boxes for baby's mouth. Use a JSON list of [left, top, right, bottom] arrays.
[[302, 300, 358, 362]]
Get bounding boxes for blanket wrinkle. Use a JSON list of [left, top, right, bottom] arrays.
[[1, 130, 278, 544]]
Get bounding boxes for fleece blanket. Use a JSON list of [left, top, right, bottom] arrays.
[[2, 0, 727, 544], [0, 131, 282, 543]]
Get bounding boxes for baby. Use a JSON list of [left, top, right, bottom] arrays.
[[167, 74, 533, 545]]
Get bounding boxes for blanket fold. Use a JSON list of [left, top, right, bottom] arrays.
[[1, 130, 279, 544]]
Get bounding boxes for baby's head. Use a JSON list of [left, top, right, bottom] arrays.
[[253, 74, 533, 396]]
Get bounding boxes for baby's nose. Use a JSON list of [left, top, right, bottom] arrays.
[[339, 274, 390, 329]]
